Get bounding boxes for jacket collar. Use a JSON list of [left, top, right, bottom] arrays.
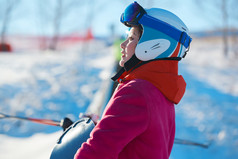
[[116, 60, 186, 104]]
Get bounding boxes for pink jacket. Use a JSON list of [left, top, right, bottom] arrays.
[[74, 60, 186, 159]]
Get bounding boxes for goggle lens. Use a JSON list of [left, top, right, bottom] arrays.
[[120, 2, 146, 26]]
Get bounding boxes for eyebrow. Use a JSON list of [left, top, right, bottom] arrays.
[[126, 28, 140, 38], [128, 31, 139, 37]]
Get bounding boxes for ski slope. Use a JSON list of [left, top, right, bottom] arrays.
[[0, 37, 238, 159]]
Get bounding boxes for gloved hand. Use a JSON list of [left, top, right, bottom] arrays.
[[79, 113, 99, 125]]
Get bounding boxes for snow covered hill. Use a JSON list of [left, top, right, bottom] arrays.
[[0, 37, 237, 159]]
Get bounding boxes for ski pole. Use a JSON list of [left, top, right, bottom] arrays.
[[0, 112, 210, 148], [0, 112, 73, 130], [174, 138, 210, 148]]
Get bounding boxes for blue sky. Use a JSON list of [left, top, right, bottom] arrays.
[[0, 0, 230, 37]]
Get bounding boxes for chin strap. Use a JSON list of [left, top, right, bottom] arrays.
[[111, 55, 182, 82], [111, 55, 141, 82], [111, 67, 125, 82]]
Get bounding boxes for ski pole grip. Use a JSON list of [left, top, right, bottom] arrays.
[[60, 117, 73, 131]]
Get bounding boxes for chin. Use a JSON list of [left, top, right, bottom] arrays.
[[119, 60, 124, 67]]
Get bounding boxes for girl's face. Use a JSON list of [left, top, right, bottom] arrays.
[[119, 27, 141, 67]]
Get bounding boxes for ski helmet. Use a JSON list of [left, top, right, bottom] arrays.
[[120, 1, 192, 61]]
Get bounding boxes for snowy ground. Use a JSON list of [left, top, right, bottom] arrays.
[[171, 37, 238, 159], [0, 37, 238, 159], [0, 40, 115, 158]]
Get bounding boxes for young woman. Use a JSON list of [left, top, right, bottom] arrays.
[[74, 2, 192, 159]]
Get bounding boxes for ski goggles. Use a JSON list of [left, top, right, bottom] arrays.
[[120, 1, 146, 27], [120, 1, 192, 48]]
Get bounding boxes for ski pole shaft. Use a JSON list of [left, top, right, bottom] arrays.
[[0, 112, 210, 147], [0, 112, 61, 127], [174, 138, 210, 148], [0, 112, 74, 130]]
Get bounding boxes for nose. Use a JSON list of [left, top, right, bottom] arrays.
[[120, 40, 127, 49]]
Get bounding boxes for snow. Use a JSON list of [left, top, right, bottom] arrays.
[[171, 37, 238, 159], [0, 132, 61, 159], [0, 37, 238, 159], [0, 40, 115, 158], [183, 37, 238, 96]]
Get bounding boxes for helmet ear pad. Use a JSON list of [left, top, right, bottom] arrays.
[[135, 26, 180, 61]]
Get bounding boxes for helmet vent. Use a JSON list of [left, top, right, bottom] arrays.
[[182, 27, 187, 31], [151, 43, 160, 50]]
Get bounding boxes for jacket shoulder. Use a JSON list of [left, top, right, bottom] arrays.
[[120, 79, 160, 94]]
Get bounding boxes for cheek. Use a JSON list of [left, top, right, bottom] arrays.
[[127, 42, 137, 56]]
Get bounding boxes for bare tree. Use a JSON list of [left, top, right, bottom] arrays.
[[48, 0, 63, 50], [0, 0, 19, 51], [36, 0, 86, 51], [229, 0, 238, 57], [221, 0, 228, 56], [194, 0, 238, 57]]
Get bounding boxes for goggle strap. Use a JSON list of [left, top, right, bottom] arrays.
[[179, 32, 192, 48], [139, 14, 192, 48]]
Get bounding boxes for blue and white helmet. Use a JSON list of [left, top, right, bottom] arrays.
[[120, 1, 192, 61]]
